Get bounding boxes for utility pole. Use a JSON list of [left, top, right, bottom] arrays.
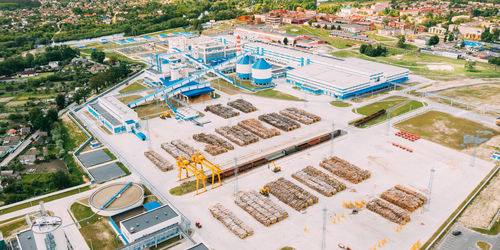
[[330, 122, 335, 158], [321, 206, 327, 250], [234, 157, 238, 196], [470, 130, 492, 167], [386, 104, 393, 136], [425, 168, 435, 211]]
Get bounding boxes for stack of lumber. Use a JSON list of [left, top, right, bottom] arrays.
[[319, 157, 371, 184], [367, 198, 411, 224], [193, 133, 234, 156], [206, 104, 239, 118], [265, 177, 318, 211], [215, 125, 259, 146], [228, 99, 257, 113], [237, 119, 280, 139], [235, 190, 288, 227], [291, 166, 346, 197], [144, 150, 173, 171], [161, 142, 188, 159], [209, 203, 253, 239], [279, 107, 321, 125], [171, 139, 198, 156], [258, 113, 300, 132], [381, 185, 426, 212]]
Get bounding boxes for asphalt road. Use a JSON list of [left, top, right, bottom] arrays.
[[437, 224, 500, 250]]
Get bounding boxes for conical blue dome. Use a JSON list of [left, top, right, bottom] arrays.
[[252, 58, 271, 70], [237, 55, 255, 65]]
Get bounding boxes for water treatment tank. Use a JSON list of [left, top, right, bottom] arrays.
[[236, 55, 254, 79], [251, 58, 272, 85]]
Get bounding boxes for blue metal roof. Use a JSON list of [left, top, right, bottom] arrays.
[[252, 58, 272, 70], [144, 201, 162, 211], [237, 55, 255, 65], [182, 87, 214, 97]]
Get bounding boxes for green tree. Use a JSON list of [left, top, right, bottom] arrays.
[[283, 37, 288, 45], [448, 32, 455, 42], [51, 170, 72, 189], [397, 35, 406, 48], [90, 50, 105, 63], [428, 35, 439, 46], [56, 94, 65, 110], [464, 61, 476, 71]]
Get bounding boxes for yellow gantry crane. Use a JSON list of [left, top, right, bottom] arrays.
[[191, 152, 223, 189], [176, 156, 207, 195]]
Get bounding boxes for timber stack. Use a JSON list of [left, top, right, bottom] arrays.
[[228, 99, 257, 113], [319, 156, 371, 184], [291, 166, 346, 197], [144, 150, 173, 172], [258, 113, 300, 132], [206, 104, 240, 118], [279, 107, 321, 125], [265, 177, 318, 211], [380, 185, 426, 212], [237, 119, 280, 139], [161, 142, 188, 159], [215, 125, 259, 146], [209, 203, 253, 239], [193, 133, 234, 156], [235, 190, 288, 227], [367, 198, 411, 224]]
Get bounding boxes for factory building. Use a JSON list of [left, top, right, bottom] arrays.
[[167, 36, 237, 65], [88, 96, 141, 135], [119, 204, 181, 244], [242, 42, 409, 99], [15, 228, 71, 250]]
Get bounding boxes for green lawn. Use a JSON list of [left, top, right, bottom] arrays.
[[352, 96, 425, 127], [116, 162, 131, 175], [170, 180, 197, 196], [0, 217, 28, 237], [63, 114, 89, 149], [282, 25, 363, 49], [476, 241, 491, 250], [119, 82, 147, 94], [71, 203, 122, 249], [0, 186, 91, 215], [366, 32, 394, 42], [102, 148, 117, 160], [395, 111, 498, 150], [22, 72, 54, 80], [472, 217, 500, 235], [253, 89, 304, 101], [331, 50, 359, 58], [330, 101, 352, 107], [118, 95, 142, 105]]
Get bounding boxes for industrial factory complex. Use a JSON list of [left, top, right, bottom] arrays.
[[2, 23, 497, 250]]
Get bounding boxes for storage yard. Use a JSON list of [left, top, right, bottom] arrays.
[[75, 74, 495, 249]]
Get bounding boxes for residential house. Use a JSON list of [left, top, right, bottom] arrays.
[[429, 26, 447, 35]]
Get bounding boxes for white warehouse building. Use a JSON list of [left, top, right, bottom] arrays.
[[242, 42, 409, 99], [88, 96, 141, 135]]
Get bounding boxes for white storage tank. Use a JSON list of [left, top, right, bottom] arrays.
[[236, 55, 254, 79], [170, 65, 181, 81], [251, 58, 272, 85]]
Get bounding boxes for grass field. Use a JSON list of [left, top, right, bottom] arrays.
[[476, 241, 491, 250], [366, 32, 394, 42], [282, 25, 363, 49], [134, 101, 174, 119], [118, 95, 142, 105], [395, 111, 498, 150], [71, 203, 122, 249], [62, 115, 89, 149], [170, 180, 197, 196], [22, 72, 55, 80], [211, 80, 241, 95], [0, 217, 28, 237], [0, 186, 91, 215], [436, 84, 500, 114], [119, 82, 147, 94], [253, 89, 304, 101], [330, 101, 352, 107], [352, 96, 424, 127]]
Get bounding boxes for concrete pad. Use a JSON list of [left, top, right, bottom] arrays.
[[88, 162, 126, 183], [77, 149, 112, 168]]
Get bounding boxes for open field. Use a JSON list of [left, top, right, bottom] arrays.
[[133, 101, 173, 119], [366, 32, 394, 42], [62, 114, 88, 148], [118, 82, 147, 94], [0, 215, 28, 237], [352, 96, 425, 127], [330, 101, 352, 107], [77, 83, 495, 250], [118, 94, 142, 105], [459, 170, 500, 229], [282, 25, 363, 49], [435, 83, 500, 111], [71, 203, 122, 249], [252, 89, 304, 101], [395, 111, 499, 150]]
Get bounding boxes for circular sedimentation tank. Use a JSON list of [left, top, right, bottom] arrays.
[[89, 182, 144, 216]]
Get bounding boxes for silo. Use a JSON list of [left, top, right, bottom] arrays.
[[236, 55, 254, 79], [251, 58, 272, 85]]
